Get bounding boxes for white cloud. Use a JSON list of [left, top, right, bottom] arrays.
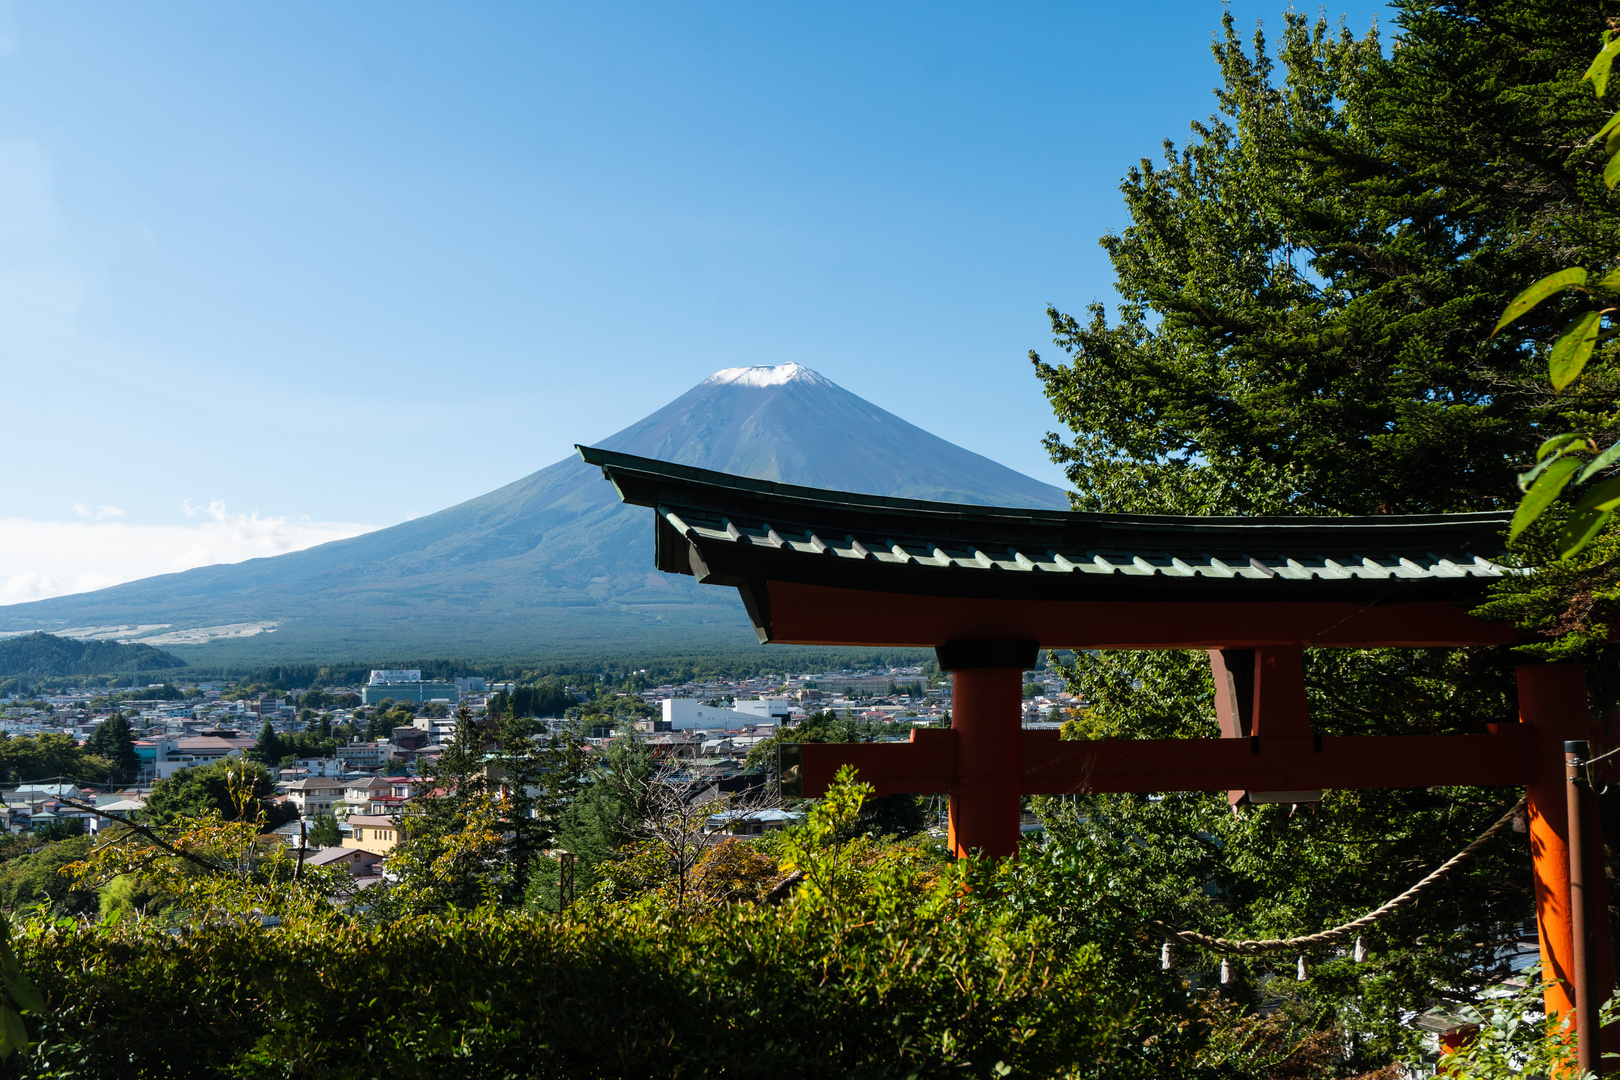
[[0, 503, 380, 605]]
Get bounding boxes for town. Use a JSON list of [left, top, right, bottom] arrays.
[[0, 663, 1081, 882]]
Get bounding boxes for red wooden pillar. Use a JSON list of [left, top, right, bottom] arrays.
[[1209, 647, 1321, 805], [937, 640, 1038, 859], [1519, 664, 1615, 1060]]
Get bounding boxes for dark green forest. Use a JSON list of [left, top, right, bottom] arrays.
[[0, 634, 185, 680]]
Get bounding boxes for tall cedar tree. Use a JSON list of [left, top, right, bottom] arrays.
[[398, 701, 572, 908], [84, 714, 140, 783], [1030, 1, 1620, 1063]]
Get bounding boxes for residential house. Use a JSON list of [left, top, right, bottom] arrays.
[[283, 776, 347, 818], [343, 814, 400, 855], [705, 808, 800, 837], [335, 739, 394, 771], [304, 846, 382, 878], [647, 733, 701, 760], [338, 777, 389, 815], [381, 776, 428, 800]]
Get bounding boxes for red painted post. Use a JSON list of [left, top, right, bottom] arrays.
[[937, 640, 1037, 859], [948, 667, 1024, 858], [1518, 664, 1615, 1062]]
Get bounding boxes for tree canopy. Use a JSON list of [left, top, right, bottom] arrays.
[[83, 715, 140, 784], [141, 759, 294, 832], [0, 633, 186, 680], [1035, 2, 1620, 520], [1029, 0, 1620, 1063]]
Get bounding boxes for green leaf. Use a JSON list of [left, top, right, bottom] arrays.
[[1578, 441, 1620, 483], [1510, 456, 1582, 541], [1550, 311, 1604, 391], [1558, 476, 1620, 556], [1493, 269, 1588, 336], [1585, 32, 1620, 99], [1520, 449, 1576, 492], [1598, 268, 1620, 293], [1568, 475, 1620, 518], [1537, 433, 1586, 461], [0, 1005, 26, 1060], [1608, 153, 1620, 191], [1600, 109, 1620, 145], [1559, 511, 1611, 558], [6, 974, 42, 1016]]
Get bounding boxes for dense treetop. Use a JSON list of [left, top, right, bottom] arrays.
[[0, 633, 186, 680], [1036, 0, 1620, 518]]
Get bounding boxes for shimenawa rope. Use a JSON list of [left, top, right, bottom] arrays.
[[1148, 794, 1529, 957]]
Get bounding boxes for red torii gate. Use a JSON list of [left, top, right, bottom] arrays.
[[581, 446, 1614, 1051]]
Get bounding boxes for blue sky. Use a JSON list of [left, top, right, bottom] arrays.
[[0, 1, 1389, 603]]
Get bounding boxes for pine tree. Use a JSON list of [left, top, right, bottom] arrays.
[[84, 713, 140, 784], [1035, 3, 1620, 519], [1029, 2, 1620, 1062], [253, 721, 283, 767]]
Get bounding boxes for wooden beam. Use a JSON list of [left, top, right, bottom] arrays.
[[1020, 728, 1536, 794], [762, 583, 1518, 649], [794, 725, 1539, 798]]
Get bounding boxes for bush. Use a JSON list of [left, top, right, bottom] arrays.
[[15, 884, 1123, 1079]]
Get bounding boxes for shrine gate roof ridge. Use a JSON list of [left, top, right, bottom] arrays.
[[578, 447, 1512, 609]]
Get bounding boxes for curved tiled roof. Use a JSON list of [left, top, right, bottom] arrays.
[[579, 447, 1511, 607]]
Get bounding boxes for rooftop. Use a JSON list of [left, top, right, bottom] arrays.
[[580, 447, 1520, 650]]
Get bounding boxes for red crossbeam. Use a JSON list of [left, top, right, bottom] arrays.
[[795, 725, 1539, 797]]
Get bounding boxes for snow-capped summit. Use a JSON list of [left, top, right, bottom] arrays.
[[598, 365, 1066, 508], [702, 362, 830, 388]]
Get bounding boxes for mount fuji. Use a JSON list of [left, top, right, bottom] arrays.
[[0, 364, 1067, 662]]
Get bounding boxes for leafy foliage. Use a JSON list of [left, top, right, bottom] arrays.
[[1033, 6, 1620, 520], [1494, 28, 1620, 556], [0, 838, 95, 918], [140, 759, 295, 832], [11, 769, 1129, 1080], [0, 735, 116, 787], [1025, 4, 1617, 1067]]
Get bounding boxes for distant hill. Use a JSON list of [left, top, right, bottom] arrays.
[[0, 632, 187, 678], [0, 364, 1068, 663]]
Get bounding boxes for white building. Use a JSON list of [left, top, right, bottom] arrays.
[[659, 698, 788, 731], [732, 698, 793, 724]]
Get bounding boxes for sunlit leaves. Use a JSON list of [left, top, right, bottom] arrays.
[[1510, 457, 1582, 542], [1557, 477, 1620, 557], [1583, 30, 1620, 99], [1492, 269, 1589, 336], [1578, 440, 1620, 482], [1549, 310, 1604, 390]]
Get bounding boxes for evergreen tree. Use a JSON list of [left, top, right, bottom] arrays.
[[84, 713, 140, 783], [1028, 1, 1620, 1062], [308, 813, 342, 848], [251, 721, 283, 767]]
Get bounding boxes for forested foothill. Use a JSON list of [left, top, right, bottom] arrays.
[[0, 3, 1617, 1077]]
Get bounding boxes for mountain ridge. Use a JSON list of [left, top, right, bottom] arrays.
[[0, 365, 1068, 661]]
